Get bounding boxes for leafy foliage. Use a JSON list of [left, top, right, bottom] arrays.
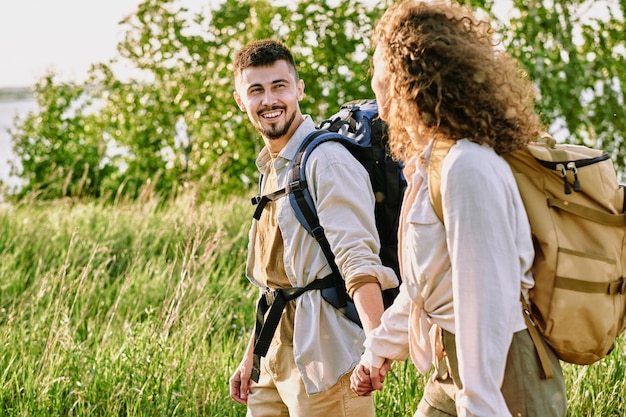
[[9, 76, 115, 198], [7, 0, 626, 201], [502, 0, 626, 165]]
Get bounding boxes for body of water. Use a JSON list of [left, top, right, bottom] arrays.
[[0, 93, 36, 191]]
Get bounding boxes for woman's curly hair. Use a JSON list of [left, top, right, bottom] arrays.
[[373, 0, 544, 159]]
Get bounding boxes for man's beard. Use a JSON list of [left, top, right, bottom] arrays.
[[257, 107, 297, 140]]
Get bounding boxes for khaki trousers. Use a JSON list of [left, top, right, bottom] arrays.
[[416, 329, 567, 417], [247, 301, 374, 417]]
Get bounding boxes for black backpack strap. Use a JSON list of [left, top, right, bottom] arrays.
[[248, 130, 365, 332], [251, 189, 284, 220], [250, 274, 337, 382], [288, 131, 366, 312], [251, 166, 314, 221], [289, 133, 343, 301]]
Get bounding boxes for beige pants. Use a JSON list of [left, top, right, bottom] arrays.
[[416, 329, 567, 417], [247, 302, 374, 417]]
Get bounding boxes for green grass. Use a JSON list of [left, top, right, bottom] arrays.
[[0, 193, 624, 416]]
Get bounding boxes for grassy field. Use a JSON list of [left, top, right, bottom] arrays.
[[0, 193, 624, 416]]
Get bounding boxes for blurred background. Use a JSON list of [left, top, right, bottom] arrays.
[[1, 0, 624, 202]]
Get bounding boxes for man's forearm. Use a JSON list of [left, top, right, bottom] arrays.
[[352, 281, 384, 334]]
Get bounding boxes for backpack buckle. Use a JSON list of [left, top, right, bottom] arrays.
[[610, 277, 626, 294], [288, 179, 306, 193], [263, 287, 280, 305], [311, 226, 325, 241]]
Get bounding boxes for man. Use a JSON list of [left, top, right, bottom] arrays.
[[228, 39, 398, 417]]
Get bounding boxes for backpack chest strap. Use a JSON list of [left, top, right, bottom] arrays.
[[251, 179, 308, 220], [250, 274, 337, 382]]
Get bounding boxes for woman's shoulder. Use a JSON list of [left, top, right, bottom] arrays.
[[445, 139, 505, 172], [441, 139, 514, 190]]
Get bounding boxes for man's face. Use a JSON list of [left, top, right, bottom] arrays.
[[234, 60, 304, 151]]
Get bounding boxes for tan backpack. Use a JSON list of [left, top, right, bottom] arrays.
[[429, 137, 626, 379]]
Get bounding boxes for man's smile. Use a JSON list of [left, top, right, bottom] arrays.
[[260, 108, 284, 120]]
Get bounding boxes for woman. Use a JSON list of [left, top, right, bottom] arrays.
[[350, 1, 567, 416]]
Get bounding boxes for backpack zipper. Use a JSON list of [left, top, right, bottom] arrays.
[[537, 153, 609, 194]]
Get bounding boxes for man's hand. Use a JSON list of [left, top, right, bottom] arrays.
[[350, 358, 391, 396], [229, 341, 254, 405]]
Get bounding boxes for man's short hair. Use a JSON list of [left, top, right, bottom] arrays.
[[233, 39, 299, 82]]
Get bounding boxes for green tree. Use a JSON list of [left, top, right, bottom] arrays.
[[9, 75, 115, 198], [7, 0, 626, 201], [10, 0, 390, 201], [502, 0, 626, 166]]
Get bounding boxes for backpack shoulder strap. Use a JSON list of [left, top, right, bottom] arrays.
[[288, 130, 366, 312], [427, 138, 457, 223], [289, 130, 363, 236], [249, 130, 353, 221], [249, 129, 366, 323]]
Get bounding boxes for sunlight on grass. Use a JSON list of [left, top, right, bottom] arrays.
[[0, 192, 624, 416]]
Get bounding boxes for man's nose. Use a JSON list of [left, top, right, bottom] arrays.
[[262, 90, 277, 106]]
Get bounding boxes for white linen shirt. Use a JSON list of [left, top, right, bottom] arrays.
[[363, 139, 535, 417], [246, 116, 399, 395]]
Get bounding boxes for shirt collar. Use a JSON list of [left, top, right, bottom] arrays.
[[255, 115, 316, 173]]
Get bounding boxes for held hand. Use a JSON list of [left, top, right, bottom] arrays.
[[350, 359, 391, 396], [229, 356, 253, 405], [371, 358, 391, 390], [350, 362, 374, 396]]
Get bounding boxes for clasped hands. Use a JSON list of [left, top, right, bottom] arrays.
[[350, 358, 392, 396]]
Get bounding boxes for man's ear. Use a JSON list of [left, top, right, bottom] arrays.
[[296, 79, 305, 101], [233, 91, 246, 111]]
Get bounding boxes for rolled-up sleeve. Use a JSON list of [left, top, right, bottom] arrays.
[[345, 275, 381, 298], [306, 142, 399, 291]]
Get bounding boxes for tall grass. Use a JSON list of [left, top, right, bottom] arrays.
[[0, 194, 624, 416], [0, 193, 254, 416]]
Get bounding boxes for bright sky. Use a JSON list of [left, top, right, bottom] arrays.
[[0, 0, 145, 89], [0, 0, 619, 90]]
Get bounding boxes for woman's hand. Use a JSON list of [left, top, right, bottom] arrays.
[[350, 358, 391, 396]]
